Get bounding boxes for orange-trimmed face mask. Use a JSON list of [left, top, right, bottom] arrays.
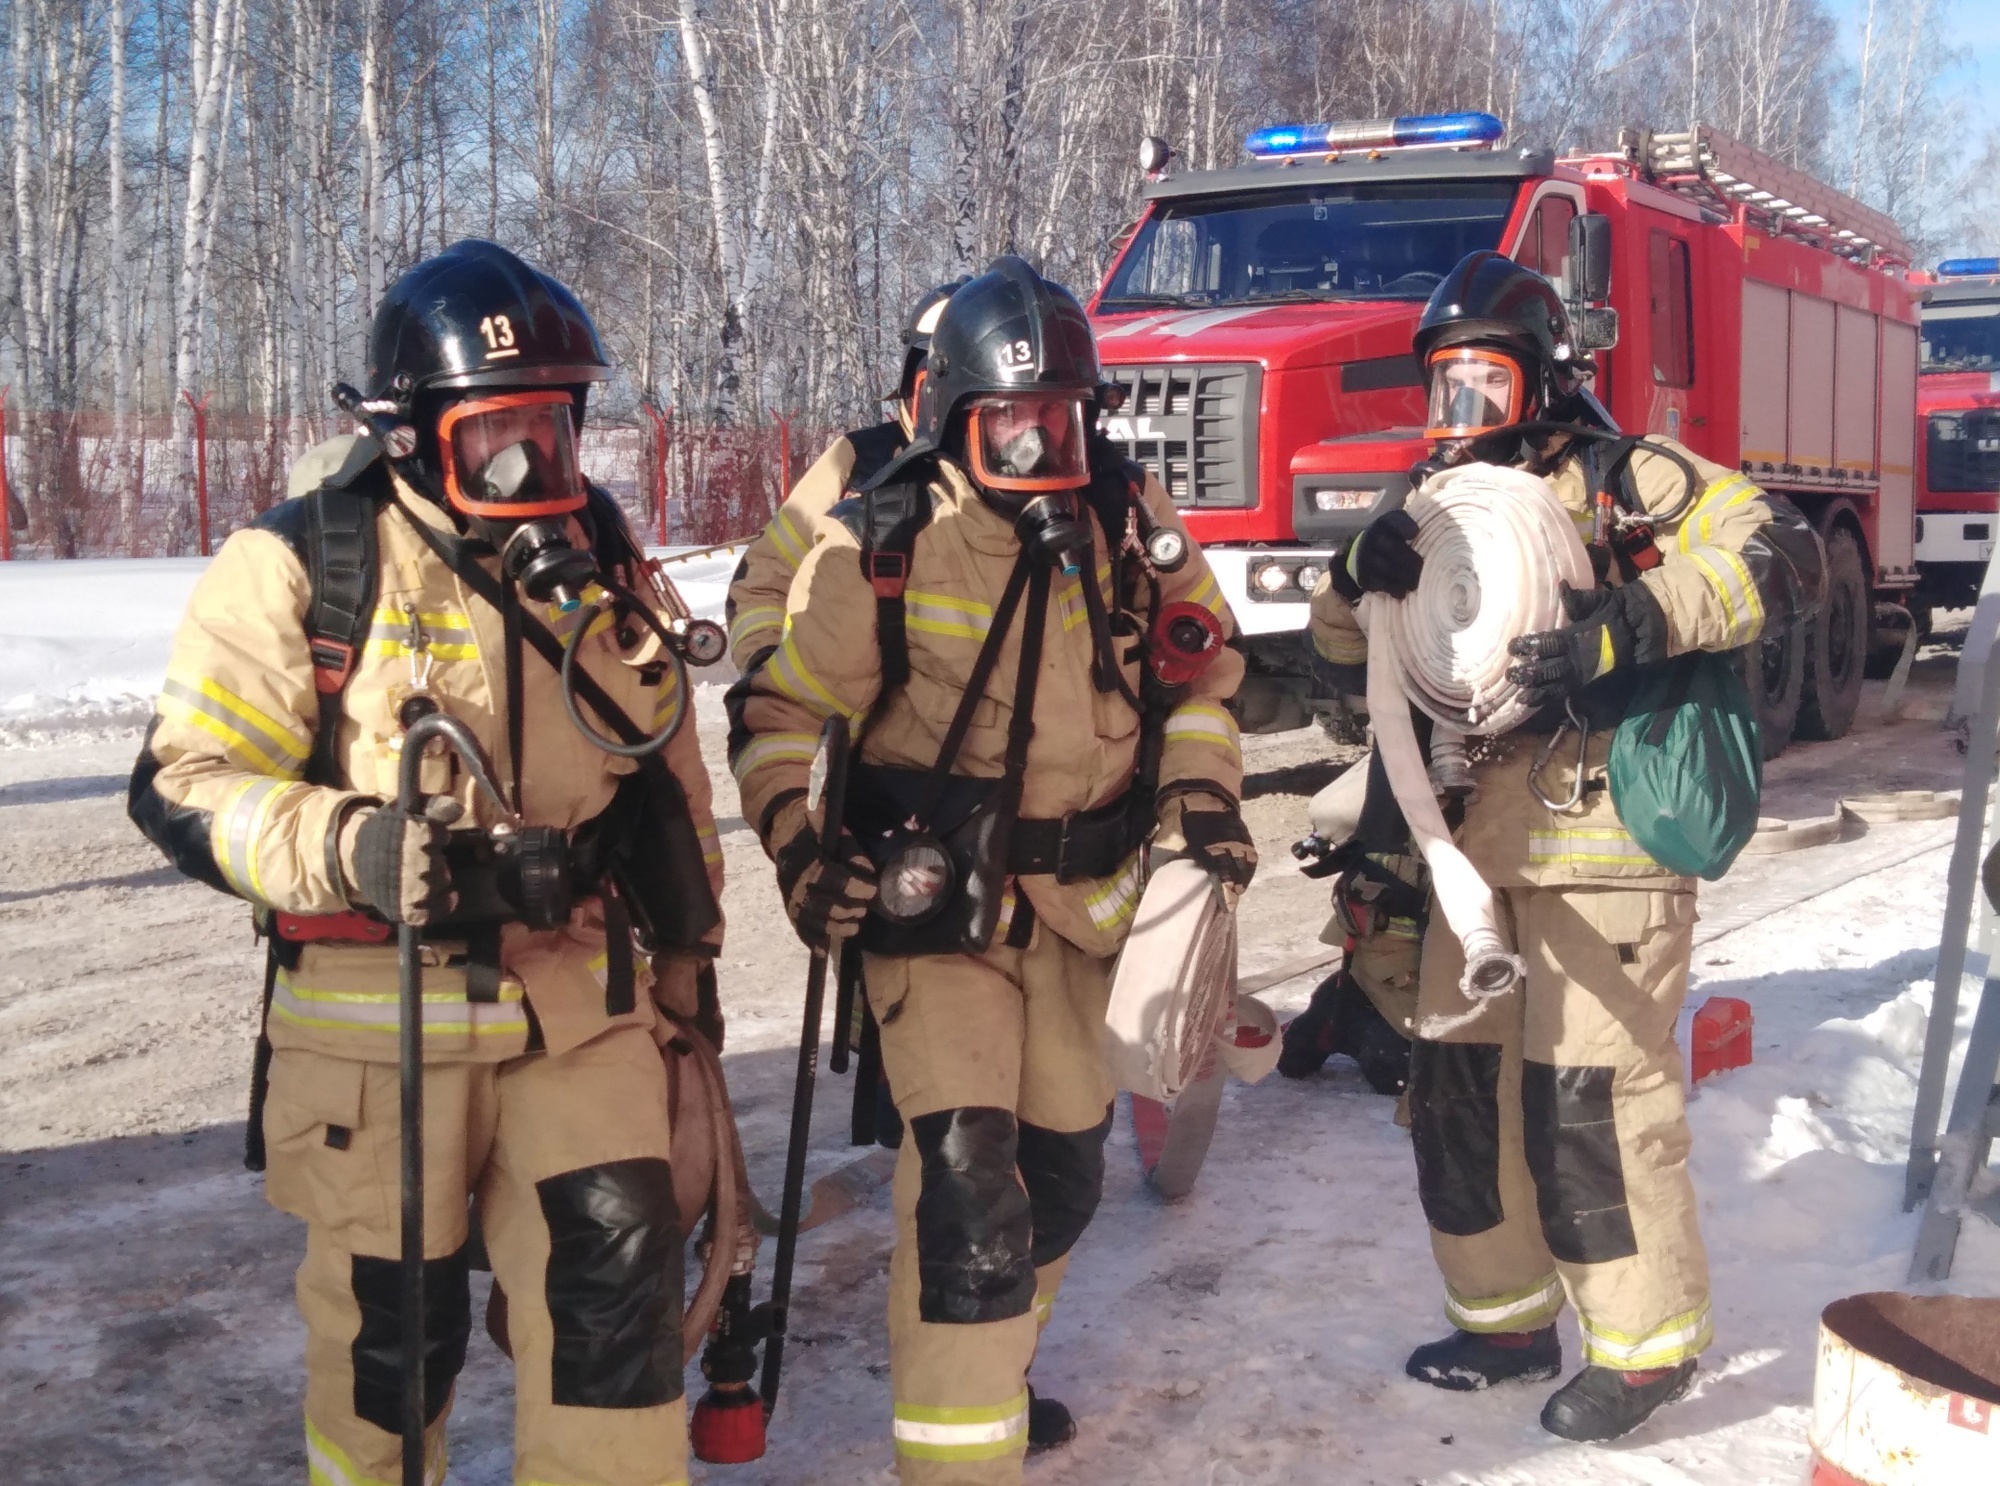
[[1424, 347, 1527, 440], [437, 390, 586, 519], [966, 394, 1089, 492]]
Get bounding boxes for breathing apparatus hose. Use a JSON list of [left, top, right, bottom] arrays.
[[1360, 462, 1593, 1002], [559, 577, 693, 757]]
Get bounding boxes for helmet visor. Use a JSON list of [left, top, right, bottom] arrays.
[[1424, 348, 1525, 440], [438, 391, 586, 519], [967, 395, 1089, 492]]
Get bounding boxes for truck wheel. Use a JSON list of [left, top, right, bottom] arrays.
[[1737, 620, 1802, 760], [1796, 528, 1867, 741]]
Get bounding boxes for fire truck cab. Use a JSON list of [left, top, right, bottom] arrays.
[[1912, 259, 2000, 631], [1088, 116, 1920, 754]]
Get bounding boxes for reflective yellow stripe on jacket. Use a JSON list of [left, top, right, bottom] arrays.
[[159, 672, 309, 778], [271, 970, 531, 1039]]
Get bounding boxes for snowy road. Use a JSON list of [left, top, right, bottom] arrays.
[[3, 639, 1998, 1484]]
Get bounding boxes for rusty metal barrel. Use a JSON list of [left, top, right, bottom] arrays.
[[1810, 1293, 2000, 1483]]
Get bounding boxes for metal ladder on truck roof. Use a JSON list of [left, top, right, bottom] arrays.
[[1629, 125, 1914, 268], [1906, 539, 2000, 1281]]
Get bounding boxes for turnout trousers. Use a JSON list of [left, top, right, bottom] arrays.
[[863, 928, 1118, 1485], [261, 1025, 687, 1486], [1408, 884, 1712, 1371]]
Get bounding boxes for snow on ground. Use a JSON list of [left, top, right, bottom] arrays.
[[0, 546, 740, 741]]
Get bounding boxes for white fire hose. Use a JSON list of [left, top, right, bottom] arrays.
[[1361, 463, 1593, 1008], [1104, 860, 1279, 1102]]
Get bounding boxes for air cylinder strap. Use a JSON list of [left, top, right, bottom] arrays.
[[1362, 462, 1592, 1007]]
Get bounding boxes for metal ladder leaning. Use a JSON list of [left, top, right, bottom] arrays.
[[1907, 542, 2000, 1280]]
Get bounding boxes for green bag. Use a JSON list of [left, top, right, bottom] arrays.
[[1608, 651, 1763, 881]]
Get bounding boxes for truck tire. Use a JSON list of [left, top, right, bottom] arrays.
[[1796, 527, 1867, 741], [1737, 620, 1802, 760]]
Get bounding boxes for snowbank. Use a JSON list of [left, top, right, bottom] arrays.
[[0, 546, 739, 741]]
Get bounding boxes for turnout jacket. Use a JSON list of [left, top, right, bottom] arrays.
[[1309, 438, 1814, 889], [726, 417, 908, 669], [731, 460, 1245, 958], [131, 449, 724, 1063]]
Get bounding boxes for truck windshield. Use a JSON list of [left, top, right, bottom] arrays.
[[1922, 299, 2000, 370], [1099, 180, 1518, 308]]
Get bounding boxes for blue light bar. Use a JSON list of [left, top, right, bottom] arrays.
[[1938, 257, 2000, 277], [1245, 111, 1504, 159]]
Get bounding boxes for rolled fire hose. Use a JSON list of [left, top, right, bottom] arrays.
[[1361, 463, 1593, 1003], [1104, 859, 1279, 1102]]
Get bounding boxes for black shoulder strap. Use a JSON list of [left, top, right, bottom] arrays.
[[830, 477, 936, 693], [255, 462, 388, 786], [843, 420, 908, 490]]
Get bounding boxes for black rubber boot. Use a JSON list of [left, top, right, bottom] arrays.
[[1277, 971, 1346, 1078], [1540, 1361, 1696, 1442], [1405, 1326, 1562, 1392], [1025, 1387, 1075, 1454]]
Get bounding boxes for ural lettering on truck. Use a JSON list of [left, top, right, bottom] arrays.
[[1088, 115, 1920, 757]]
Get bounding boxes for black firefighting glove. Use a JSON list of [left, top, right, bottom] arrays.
[[1156, 789, 1258, 898], [1328, 510, 1423, 604], [1506, 580, 1670, 711], [768, 795, 878, 949], [342, 798, 462, 926]]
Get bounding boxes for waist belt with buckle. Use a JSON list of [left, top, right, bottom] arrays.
[[1007, 790, 1147, 883]]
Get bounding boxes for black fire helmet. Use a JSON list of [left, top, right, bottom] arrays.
[[861, 255, 1100, 490], [365, 239, 612, 411], [894, 277, 971, 401], [1413, 250, 1583, 405]]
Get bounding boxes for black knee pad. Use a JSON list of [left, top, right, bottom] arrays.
[[1522, 1061, 1638, 1264], [909, 1107, 1036, 1324], [1017, 1104, 1112, 1266], [351, 1244, 471, 1435], [536, 1157, 683, 1408], [1408, 1041, 1505, 1237]]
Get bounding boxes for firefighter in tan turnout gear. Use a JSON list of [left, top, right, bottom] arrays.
[[725, 279, 965, 671], [731, 257, 1250, 1482], [1313, 252, 1821, 1442], [130, 240, 727, 1486]]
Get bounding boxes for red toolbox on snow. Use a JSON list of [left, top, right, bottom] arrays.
[[1688, 997, 1753, 1083]]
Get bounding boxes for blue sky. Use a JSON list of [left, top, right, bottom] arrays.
[[1832, 0, 1999, 142]]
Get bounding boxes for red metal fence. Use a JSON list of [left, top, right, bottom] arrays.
[[0, 397, 826, 558]]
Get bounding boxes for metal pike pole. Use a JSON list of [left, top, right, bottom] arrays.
[[390, 712, 512, 1484], [759, 713, 852, 1416], [394, 716, 437, 1486]]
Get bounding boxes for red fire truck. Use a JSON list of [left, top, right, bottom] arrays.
[[1912, 259, 2000, 632], [1087, 117, 1920, 753]]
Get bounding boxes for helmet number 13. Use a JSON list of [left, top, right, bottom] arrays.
[[997, 338, 1034, 369], [479, 315, 517, 353]]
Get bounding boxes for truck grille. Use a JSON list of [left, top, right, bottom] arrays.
[[1928, 409, 2000, 494], [1098, 362, 1260, 508]]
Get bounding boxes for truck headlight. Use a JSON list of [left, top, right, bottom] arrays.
[[1252, 561, 1293, 594], [1295, 563, 1326, 591]]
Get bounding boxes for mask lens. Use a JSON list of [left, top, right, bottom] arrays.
[[441, 392, 585, 518], [970, 396, 1088, 490], [1424, 350, 1522, 439]]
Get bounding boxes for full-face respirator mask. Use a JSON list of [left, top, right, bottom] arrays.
[[964, 393, 1094, 574], [437, 389, 597, 612]]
